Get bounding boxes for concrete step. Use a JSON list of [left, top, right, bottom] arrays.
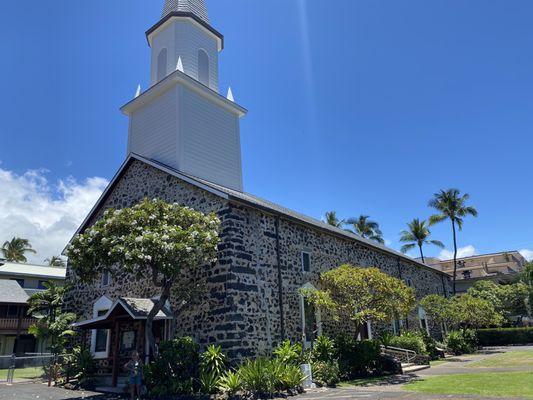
[[402, 363, 430, 373]]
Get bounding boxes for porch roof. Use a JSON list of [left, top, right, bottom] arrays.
[[72, 297, 173, 330]]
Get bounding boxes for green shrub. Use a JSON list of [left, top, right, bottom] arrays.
[[274, 361, 305, 392], [144, 337, 200, 396], [200, 344, 227, 377], [199, 370, 220, 395], [312, 361, 340, 387], [446, 329, 478, 355], [334, 335, 381, 379], [418, 330, 443, 360], [388, 331, 427, 355], [477, 327, 533, 346], [312, 335, 336, 363], [273, 340, 302, 365], [238, 357, 305, 396], [379, 331, 395, 348], [238, 358, 276, 396], [218, 370, 242, 396]]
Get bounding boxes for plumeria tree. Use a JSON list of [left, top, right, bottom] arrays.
[[67, 198, 220, 354], [302, 264, 416, 332]]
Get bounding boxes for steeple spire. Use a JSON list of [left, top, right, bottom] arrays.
[[162, 0, 210, 24]]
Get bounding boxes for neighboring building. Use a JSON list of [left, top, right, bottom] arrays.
[[426, 251, 527, 294], [0, 261, 66, 355], [65, 0, 451, 386]]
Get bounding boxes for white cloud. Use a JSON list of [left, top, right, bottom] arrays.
[[520, 249, 533, 261], [0, 166, 108, 264], [439, 245, 477, 260]]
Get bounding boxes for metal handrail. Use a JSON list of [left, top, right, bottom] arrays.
[[381, 345, 417, 363]]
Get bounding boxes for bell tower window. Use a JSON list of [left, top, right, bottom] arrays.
[[198, 49, 209, 86], [157, 48, 168, 82]]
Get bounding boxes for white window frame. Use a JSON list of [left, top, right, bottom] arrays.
[[301, 251, 311, 273], [197, 48, 210, 86], [157, 48, 168, 82], [101, 271, 111, 288], [300, 283, 322, 349], [91, 296, 112, 359], [418, 306, 430, 334]]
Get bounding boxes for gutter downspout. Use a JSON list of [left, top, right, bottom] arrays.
[[275, 217, 286, 340]]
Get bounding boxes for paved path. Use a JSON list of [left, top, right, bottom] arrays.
[[2, 347, 532, 400], [0, 382, 117, 400]]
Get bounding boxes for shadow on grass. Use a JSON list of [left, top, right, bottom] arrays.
[[341, 373, 421, 387]]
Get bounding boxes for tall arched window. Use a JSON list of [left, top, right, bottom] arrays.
[[157, 48, 168, 82], [198, 49, 209, 86]]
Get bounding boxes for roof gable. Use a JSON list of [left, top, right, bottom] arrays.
[[69, 153, 448, 277]]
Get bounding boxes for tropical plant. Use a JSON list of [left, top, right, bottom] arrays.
[[199, 370, 220, 395], [445, 329, 478, 355], [218, 370, 242, 396], [302, 264, 415, 332], [428, 189, 478, 294], [420, 294, 456, 329], [28, 312, 76, 356], [238, 358, 276, 396], [345, 215, 384, 244], [1, 237, 36, 262], [333, 336, 381, 379], [67, 198, 220, 354], [311, 361, 340, 387], [312, 335, 335, 363], [28, 281, 66, 317], [44, 256, 66, 268], [324, 211, 344, 228], [273, 340, 302, 365], [388, 331, 427, 355], [27, 281, 75, 356], [62, 347, 95, 387], [200, 344, 227, 377], [399, 218, 444, 262], [143, 337, 200, 396]]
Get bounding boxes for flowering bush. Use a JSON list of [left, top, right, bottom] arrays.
[[67, 198, 220, 353]]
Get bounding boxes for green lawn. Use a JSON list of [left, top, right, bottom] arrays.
[[405, 371, 533, 398], [470, 350, 533, 368], [0, 366, 43, 381]]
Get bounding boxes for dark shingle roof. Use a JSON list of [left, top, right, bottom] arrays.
[[162, 0, 209, 24], [0, 280, 29, 304]]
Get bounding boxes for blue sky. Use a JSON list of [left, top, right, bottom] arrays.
[[1, 0, 532, 262]]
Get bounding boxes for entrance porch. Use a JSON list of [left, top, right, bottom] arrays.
[[72, 298, 172, 389]]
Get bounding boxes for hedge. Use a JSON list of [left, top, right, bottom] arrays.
[[476, 328, 533, 346]]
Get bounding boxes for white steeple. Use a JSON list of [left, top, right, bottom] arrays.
[[123, 1, 247, 192]]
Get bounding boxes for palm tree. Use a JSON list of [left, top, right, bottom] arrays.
[[324, 211, 344, 228], [1, 237, 37, 262], [44, 256, 66, 268], [399, 218, 444, 263], [28, 281, 66, 318], [429, 189, 478, 294], [345, 215, 385, 244]]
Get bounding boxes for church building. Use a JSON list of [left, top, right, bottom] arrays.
[[65, 0, 451, 382]]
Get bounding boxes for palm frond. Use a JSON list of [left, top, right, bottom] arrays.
[[400, 243, 416, 253]]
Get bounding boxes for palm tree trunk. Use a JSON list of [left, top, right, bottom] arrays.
[[419, 244, 425, 263], [452, 219, 458, 295]]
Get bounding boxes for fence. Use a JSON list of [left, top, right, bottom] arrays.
[[0, 353, 54, 384]]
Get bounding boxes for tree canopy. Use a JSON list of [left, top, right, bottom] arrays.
[[302, 264, 415, 329], [345, 215, 385, 244], [1, 237, 36, 262], [399, 218, 444, 262], [67, 198, 220, 354]]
